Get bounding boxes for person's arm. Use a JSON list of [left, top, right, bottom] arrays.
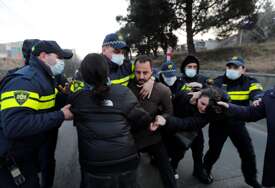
[[121, 88, 153, 131], [159, 85, 173, 115], [228, 102, 266, 122], [156, 114, 208, 132], [139, 76, 155, 99], [1, 77, 67, 139], [249, 79, 264, 101], [217, 100, 266, 122]]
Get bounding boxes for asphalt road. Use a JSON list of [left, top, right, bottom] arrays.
[[53, 120, 267, 188]]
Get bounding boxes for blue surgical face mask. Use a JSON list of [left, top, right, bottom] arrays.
[[50, 59, 65, 76], [185, 68, 197, 78], [163, 75, 177, 86], [226, 69, 241, 80], [111, 54, 125, 66]]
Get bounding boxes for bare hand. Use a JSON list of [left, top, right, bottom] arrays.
[[188, 91, 201, 104], [58, 82, 70, 94], [217, 101, 229, 108], [139, 78, 154, 99], [61, 104, 74, 120], [155, 115, 166, 126], [149, 122, 159, 132], [252, 98, 262, 107]]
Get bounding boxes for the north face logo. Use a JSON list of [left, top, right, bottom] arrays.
[[14, 91, 29, 105]]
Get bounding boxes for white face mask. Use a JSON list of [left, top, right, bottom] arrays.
[[111, 54, 125, 66], [48, 59, 65, 76], [163, 76, 177, 86], [226, 69, 241, 80], [185, 68, 197, 78]]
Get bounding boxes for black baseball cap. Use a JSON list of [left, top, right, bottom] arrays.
[[32, 40, 73, 59]]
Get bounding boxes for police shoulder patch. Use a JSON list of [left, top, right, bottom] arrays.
[[14, 91, 29, 105]]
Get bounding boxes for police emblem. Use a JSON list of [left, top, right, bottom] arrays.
[[168, 64, 173, 69], [118, 35, 124, 41], [14, 91, 29, 105]]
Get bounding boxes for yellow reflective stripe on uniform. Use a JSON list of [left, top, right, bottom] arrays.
[[1, 98, 55, 110], [129, 63, 135, 79], [130, 73, 135, 79], [180, 85, 192, 91], [227, 91, 249, 101], [249, 83, 263, 91], [111, 76, 130, 85], [227, 91, 250, 95], [131, 63, 135, 72], [229, 95, 249, 101], [1, 90, 39, 100], [227, 83, 262, 101], [0, 90, 56, 111]]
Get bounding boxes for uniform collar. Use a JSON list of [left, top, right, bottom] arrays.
[[223, 74, 244, 84], [103, 55, 119, 71]]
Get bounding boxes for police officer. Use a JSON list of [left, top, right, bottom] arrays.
[[203, 57, 263, 188], [0, 40, 73, 188], [70, 33, 155, 99], [159, 61, 183, 97], [159, 59, 212, 184]]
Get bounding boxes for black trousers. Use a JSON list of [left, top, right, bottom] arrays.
[[0, 161, 40, 188], [39, 128, 59, 188], [143, 142, 177, 188], [81, 169, 139, 188], [165, 129, 204, 173], [203, 122, 258, 184]]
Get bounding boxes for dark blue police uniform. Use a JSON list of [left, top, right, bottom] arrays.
[[0, 56, 64, 188]]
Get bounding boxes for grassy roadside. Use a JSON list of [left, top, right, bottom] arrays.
[[171, 40, 275, 74]]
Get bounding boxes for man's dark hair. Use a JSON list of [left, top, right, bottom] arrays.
[[134, 55, 153, 69], [80, 53, 110, 102]]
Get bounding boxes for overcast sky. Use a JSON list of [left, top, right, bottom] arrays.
[[0, 0, 129, 58], [0, 0, 274, 58]]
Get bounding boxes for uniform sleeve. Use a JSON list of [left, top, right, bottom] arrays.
[[121, 88, 153, 131], [248, 78, 264, 101], [0, 77, 64, 139], [228, 102, 266, 122]]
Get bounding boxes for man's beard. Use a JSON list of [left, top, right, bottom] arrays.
[[136, 79, 147, 86]]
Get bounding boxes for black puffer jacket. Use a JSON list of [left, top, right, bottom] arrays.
[[69, 84, 152, 173]]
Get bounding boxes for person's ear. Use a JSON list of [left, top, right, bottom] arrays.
[[241, 67, 246, 74]]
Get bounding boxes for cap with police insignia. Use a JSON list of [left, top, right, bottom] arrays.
[[226, 56, 245, 67], [161, 61, 177, 77], [32, 40, 73, 59], [102, 33, 128, 49]]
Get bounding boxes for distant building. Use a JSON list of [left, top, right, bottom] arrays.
[[0, 41, 23, 59]]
